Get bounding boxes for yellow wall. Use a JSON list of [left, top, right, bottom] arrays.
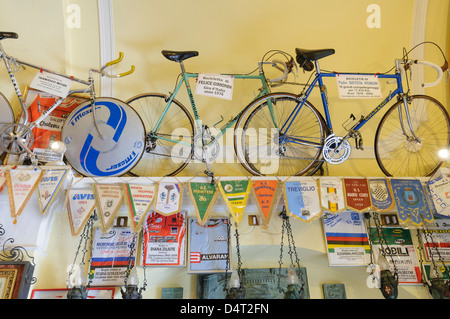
[[0, 0, 448, 300]]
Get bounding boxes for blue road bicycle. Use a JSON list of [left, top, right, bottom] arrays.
[[234, 43, 449, 177]]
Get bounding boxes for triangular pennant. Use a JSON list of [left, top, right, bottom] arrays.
[[390, 178, 433, 226], [36, 168, 70, 215], [343, 178, 372, 212], [154, 182, 183, 216], [251, 179, 280, 228], [0, 166, 8, 193], [283, 177, 322, 222], [319, 177, 345, 213], [367, 178, 396, 212], [218, 179, 251, 224], [188, 182, 218, 225], [123, 183, 156, 232], [6, 168, 44, 224], [67, 188, 96, 236], [92, 184, 124, 232]]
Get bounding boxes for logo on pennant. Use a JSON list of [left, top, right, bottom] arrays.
[[36, 168, 69, 215], [368, 178, 395, 212], [123, 183, 155, 232], [343, 178, 372, 212], [251, 179, 280, 228], [154, 182, 182, 216], [92, 184, 124, 232], [283, 178, 321, 222], [6, 168, 44, 224], [188, 182, 218, 225], [67, 188, 96, 236], [390, 179, 433, 226], [320, 178, 345, 212], [218, 179, 251, 224]]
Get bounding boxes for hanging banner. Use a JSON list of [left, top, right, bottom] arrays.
[[188, 182, 218, 225], [154, 182, 182, 216], [142, 211, 187, 266], [88, 227, 135, 286], [283, 178, 322, 223], [427, 173, 450, 218], [67, 188, 96, 236], [36, 168, 70, 215], [92, 184, 124, 232], [322, 211, 371, 266], [343, 178, 372, 212], [6, 168, 44, 224], [218, 179, 252, 224], [0, 166, 8, 193], [320, 178, 345, 213], [390, 179, 433, 226], [368, 227, 421, 284], [368, 178, 396, 212], [251, 179, 280, 228], [123, 183, 155, 232], [420, 219, 450, 262]]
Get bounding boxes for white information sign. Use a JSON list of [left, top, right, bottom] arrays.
[[30, 71, 72, 98], [195, 73, 234, 100], [336, 74, 382, 99]]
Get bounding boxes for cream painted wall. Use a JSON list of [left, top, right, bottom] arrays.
[[0, 0, 448, 300]]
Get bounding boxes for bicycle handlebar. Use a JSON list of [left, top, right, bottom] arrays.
[[268, 57, 295, 83], [99, 51, 135, 78], [403, 59, 447, 88]]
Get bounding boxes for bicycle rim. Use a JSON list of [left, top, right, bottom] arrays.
[[375, 95, 450, 177], [126, 93, 194, 176], [234, 93, 324, 176]]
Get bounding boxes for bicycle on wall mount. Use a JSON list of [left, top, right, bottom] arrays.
[[0, 31, 147, 177], [124, 49, 297, 182], [233, 42, 449, 177]]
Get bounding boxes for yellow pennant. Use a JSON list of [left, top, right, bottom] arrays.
[[218, 179, 252, 224]]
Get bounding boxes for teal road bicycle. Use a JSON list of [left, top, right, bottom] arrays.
[[126, 50, 296, 180]]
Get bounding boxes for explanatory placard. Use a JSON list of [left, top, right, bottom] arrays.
[[195, 73, 234, 100], [336, 74, 382, 99]]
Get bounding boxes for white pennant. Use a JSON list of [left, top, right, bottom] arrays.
[[6, 168, 44, 224], [67, 188, 96, 236], [93, 184, 124, 232], [0, 166, 8, 193], [36, 168, 70, 215], [154, 182, 182, 216], [123, 183, 156, 232]]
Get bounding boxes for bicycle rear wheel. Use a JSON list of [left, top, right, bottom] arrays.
[[234, 93, 325, 176], [126, 93, 194, 176], [375, 95, 450, 177]]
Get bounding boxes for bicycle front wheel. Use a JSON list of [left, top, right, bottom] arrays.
[[126, 93, 194, 176], [375, 95, 450, 177], [234, 93, 325, 176]]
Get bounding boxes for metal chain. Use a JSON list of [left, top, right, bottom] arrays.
[[422, 224, 447, 279], [124, 232, 137, 287], [277, 212, 286, 292], [234, 222, 243, 286], [223, 218, 231, 292], [140, 231, 148, 292], [415, 228, 427, 286], [373, 212, 398, 277]]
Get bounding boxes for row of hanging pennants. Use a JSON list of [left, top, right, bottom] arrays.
[[2, 165, 447, 238]]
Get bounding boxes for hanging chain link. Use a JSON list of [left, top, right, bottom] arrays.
[[372, 212, 398, 278], [234, 222, 243, 287], [223, 218, 231, 292]]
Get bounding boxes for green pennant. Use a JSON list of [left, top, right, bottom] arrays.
[[188, 182, 218, 225]]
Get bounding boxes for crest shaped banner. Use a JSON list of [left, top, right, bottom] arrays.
[[283, 178, 321, 222], [368, 178, 395, 212], [390, 179, 433, 226], [188, 182, 218, 225], [155, 182, 183, 216], [320, 178, 345, 213], [343, 178, 372, 212], [123, 183, 155, 232], [218, 179, 251, 224]]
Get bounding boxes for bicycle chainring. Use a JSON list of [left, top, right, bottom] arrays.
[[193, 132, 220, 163], [322, 135, 351, 164], [0, 123, 34, 155]]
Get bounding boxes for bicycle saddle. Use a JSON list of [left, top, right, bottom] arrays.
[[295, 48, 335, 61], [0, 32, 18, 40], [162, 50, 199, 62]]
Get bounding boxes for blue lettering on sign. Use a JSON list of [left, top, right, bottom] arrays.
[[73, 193, 95, 200], [78, 100, 138, 176]]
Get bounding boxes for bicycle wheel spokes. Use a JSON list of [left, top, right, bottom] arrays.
[[375, 95, 450, 177], [235, 93, 324, 176], [126, 93, 194, 176]]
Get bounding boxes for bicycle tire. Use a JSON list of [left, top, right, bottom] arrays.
[[375, 95, 450, 177], [0, 92, 17, 156], [126, 93, 195, 176], [234, 92, 325, 176]]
